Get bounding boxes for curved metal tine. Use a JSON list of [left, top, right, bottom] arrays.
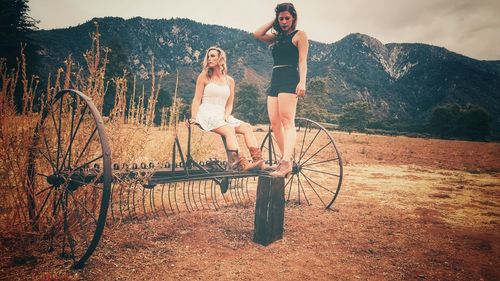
[[210, 181, 220, 210], [235, 178, 244, 206], [202, 180, 210, 210], [167, 183, 176, 214], [130, 181, 138, 219], [173, 182, 181, 213], [149, 185, 157, 218], [244, 177, 252, 203], [160, 184, 168, 216], [109, 183, 116, 221], [244, 177, 251, 202], [239, 178, 248, 205], [186, 181, 195, 211], [241, 178, 248, 201], [181, 182, 190, 213], [231, 178, 241, 207], [167, 183, 175, 214], [123, 178, 137, 221], [206, 180, 216, 210], [229, 178, 240, 207], [119, 181, 128, 221], [191, 180, 200, 211], [224, 178, 234, 206], [237, 178, 245, 202], [126, 181, 135, 220], [141, 184, 148, 219], [239, 178, 246, 204], [300, 171, 330, 208], [197, 180, 205, 210]]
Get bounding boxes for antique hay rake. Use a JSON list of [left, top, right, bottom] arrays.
[[26, 89, 343, 268]]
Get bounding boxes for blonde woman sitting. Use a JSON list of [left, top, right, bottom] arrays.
[[187, 46, 266, 172]]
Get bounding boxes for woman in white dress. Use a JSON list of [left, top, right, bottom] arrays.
[[187, 46, 265, 172]]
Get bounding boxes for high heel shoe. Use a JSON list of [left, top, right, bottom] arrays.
[[269, 160, 292, 178]]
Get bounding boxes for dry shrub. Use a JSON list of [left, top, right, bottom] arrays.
[[0, 22, 181, 237], [0, 48, 41, 233]]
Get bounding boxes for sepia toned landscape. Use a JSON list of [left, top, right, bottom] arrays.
[[2, 2, 500, 280], [1, 127, 499, 280]]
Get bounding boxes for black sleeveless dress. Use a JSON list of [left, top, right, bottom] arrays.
[[268, 30, 300, 97]]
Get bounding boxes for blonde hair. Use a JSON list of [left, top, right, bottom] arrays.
[[202, 46, 227, 79]]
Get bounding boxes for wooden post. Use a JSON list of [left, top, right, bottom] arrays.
[[253, 176, 285, 246]]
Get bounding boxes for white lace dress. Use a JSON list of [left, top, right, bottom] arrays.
[[195, 82, 243, 131]]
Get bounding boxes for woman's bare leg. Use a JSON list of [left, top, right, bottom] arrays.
[[211, 125, 239, 151], [277, 93, 298, 161], [235, 122, 259, 149], [267, 96, 284, 156]]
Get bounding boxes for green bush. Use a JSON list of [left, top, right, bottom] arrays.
[[428, 103, 492, 140]]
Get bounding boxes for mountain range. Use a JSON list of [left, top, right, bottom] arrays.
[[30, 17, 500, 134]]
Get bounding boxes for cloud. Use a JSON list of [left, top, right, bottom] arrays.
[[29, 0, 500, 60]]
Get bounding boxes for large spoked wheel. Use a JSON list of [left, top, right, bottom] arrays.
[[260, 117, 343, 209], [27, 89, 111, 269]]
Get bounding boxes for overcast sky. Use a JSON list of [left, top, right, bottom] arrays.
[[29, 0, 500, 60]]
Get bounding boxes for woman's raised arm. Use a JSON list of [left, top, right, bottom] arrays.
[[253, 19, 277, 43]]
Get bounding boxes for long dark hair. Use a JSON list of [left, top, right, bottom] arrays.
[[272, 2, 298, 37]]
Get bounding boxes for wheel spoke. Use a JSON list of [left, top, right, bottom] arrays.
[[298, 122, 310, 163], [300, 170, 337, 195], [301, 157, 339, 168], [57, 97, 63, 170], [38, 145, 58, 172], [35, 185, 52, 196], [42, 137, 57, 173], [70, 193, 90, 247], [298, 129, 322, 164], [60, 104, 88, 171], [34, 188, 53, 222], [73, 155, 103, 172], [73, 126, 98, 168], [297, 173, 311, 206], [66, 177, 104, 191], [301, 167, 340, 178], [68, 191, 98, 225], [300, 139, 333, 167], [300, 171, 328, 208], [49, 103, 61, 170]]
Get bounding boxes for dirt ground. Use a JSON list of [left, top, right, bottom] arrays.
[[1, 131, 499, 280]]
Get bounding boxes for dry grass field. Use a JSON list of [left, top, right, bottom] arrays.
[[1, 127, 499, 281]]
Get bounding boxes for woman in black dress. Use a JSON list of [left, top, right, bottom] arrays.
[[253, 2, 309, 177]]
